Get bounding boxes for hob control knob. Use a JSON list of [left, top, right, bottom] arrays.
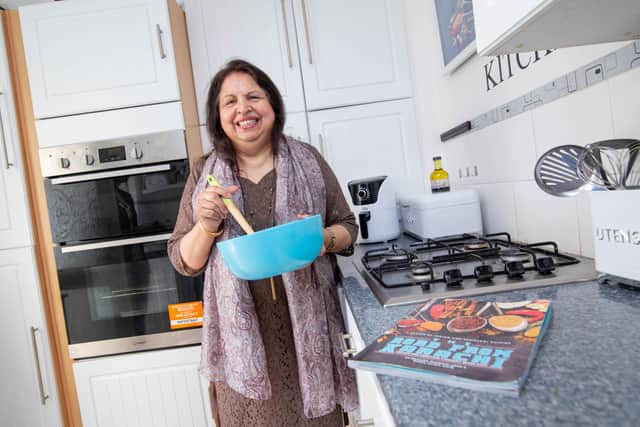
[[85, 154, 95, 165], [60, 157, 70, 169]]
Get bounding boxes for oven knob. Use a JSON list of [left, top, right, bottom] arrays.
[[60, 157, 70, 169], [131, 145, 144, 160], [85, 154, 95, 166]]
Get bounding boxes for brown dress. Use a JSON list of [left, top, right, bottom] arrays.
[[168, 148, 357, 427]]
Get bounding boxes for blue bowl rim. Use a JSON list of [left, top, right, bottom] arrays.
[[217, 214, 322, 246]]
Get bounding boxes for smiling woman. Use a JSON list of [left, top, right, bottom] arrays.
[[167, 60, 360, 426]]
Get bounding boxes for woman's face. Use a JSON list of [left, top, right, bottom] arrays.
[[218, 72, 275, 152]]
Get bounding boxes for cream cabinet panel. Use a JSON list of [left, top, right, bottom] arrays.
[[338, 288, 396, 427], [20, 0, 180, 119], [474, 0, 640, 56], [283, 111, 309, 143], [184, 0, 306, 124], [0, 247, 62, 427], [292, 0, 412, 111], [308, 99, 423, 201], [0, 24, 32, 249], [74, 346, 214, 427]]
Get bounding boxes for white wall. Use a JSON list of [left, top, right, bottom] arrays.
[[404, 0, 640, 257]]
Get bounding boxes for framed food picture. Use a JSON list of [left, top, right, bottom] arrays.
[[434, 0, 476, 74]]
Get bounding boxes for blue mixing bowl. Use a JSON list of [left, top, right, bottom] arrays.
[[217, 214, 323, 280]]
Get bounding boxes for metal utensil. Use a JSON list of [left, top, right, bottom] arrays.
[[577, 139, 640, 190], [534, 145, 598, 196]]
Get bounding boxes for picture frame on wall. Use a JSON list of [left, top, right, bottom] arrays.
[[434, 0, 476, 75]]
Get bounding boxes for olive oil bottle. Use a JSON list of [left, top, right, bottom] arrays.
[[430, 156, 450, 193]]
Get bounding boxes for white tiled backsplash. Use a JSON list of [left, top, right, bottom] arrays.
[[452, 66, 640, 257]]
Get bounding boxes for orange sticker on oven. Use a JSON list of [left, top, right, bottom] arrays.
[[168, 301, 203, 329]]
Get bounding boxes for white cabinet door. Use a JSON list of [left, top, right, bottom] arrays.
[[74, 346, 214, 427], [292, 0, 412, 111], [0, 247, 62, 427], [0, 28, 32, 249], [20, 0, 180, 119], [339, 289, 396, 427], [308, 99, 423, 201], [184, 0, 306, 125], [283, 111, 309, 143]]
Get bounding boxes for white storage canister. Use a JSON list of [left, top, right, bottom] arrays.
[[399, 190, 483, 240]]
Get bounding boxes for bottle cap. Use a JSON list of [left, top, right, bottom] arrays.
[[433, 156, 441, 160]]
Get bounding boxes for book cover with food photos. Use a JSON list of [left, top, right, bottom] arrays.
[[348, 298, 551, 395]]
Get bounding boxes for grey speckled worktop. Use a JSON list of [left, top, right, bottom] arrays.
[[337, 258, 640, 427]]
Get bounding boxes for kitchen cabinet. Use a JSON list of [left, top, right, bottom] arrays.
[[73, 345, 214, 427], [0, 14, 61, 426], [473, 0, 640, 56], [291, 0, 412, 111], [0, 247, 62, 427], [0, 45, 31, 250], [184, 0, 412, 123], [308, 98, 423, 200], [19, 0, 180, 119], [338, 287, 395, 427], [184, 0, 305, 122]]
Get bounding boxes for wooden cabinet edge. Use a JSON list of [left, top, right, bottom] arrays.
[[168, 0, 203, 161], [2, 10, 82, 427]]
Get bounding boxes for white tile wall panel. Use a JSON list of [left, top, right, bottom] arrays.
[[468, 182, 519, 239], [531, 82, 614, 156], [513, 181, 581, 254], [608, 66, 640, 138], [576, 192, 595, 258], [468, 112, 537, 184]]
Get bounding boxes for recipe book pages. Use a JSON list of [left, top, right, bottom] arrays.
[[348, 298, 552, 395]]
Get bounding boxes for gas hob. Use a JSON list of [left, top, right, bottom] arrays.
[[352, 233, 597, 307]]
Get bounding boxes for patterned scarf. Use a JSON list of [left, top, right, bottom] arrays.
[[191, 136, 358, 418]]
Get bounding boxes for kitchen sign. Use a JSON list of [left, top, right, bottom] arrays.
[[483, 49, 554, 92]]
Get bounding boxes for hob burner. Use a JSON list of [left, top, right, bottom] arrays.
[[464, 240, 490, 251]]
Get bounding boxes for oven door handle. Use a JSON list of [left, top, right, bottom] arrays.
[[60, 233, 173, 253], [50, 163, 173, 185]]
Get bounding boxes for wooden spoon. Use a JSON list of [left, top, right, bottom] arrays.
[[207, 175, 277, 300]]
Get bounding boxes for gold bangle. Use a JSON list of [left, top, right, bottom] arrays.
[[326, 228, 336, 252], [198, 220, 224, 238]]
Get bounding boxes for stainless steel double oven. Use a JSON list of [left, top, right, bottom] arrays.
[[40, 130, 203, 359]]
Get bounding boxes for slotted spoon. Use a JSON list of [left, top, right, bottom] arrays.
[[534, 145, 598, 197]]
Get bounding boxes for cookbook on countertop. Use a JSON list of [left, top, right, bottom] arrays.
[[348, 298, 551, 395]]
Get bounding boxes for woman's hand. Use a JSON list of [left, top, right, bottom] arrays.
[[196, 185, 238, 234], [297, 214, 340, 256]]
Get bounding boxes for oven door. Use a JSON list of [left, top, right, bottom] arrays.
[[56, 233, 203, 359], [45, 159, 188, 244]]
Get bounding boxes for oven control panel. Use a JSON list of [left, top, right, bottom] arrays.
[[39, 130, 187, 178]]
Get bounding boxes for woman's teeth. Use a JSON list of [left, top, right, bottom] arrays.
[[238, 119, 257, 128]]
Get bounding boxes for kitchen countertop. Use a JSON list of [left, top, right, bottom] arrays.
[[338, 257, 640, 427]]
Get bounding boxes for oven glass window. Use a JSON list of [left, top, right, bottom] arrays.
[[45, 160, 189, 244], [56, 239, 203, 345]]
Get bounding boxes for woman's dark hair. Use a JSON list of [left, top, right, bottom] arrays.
[[205, 59, 285, 170]]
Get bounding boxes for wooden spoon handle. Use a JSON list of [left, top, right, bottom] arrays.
[[207, 175, 254, 234]]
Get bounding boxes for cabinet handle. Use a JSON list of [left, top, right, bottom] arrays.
[[0, 93, 14, 170], [30, 327, 50, 405], [301, 0, 313, 64], [280, 0, 293, 68], [318, 133, 326, 157], [156, 24, 167, 59], [348, 414, 375, 427], [338, 333, 357, 358]]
